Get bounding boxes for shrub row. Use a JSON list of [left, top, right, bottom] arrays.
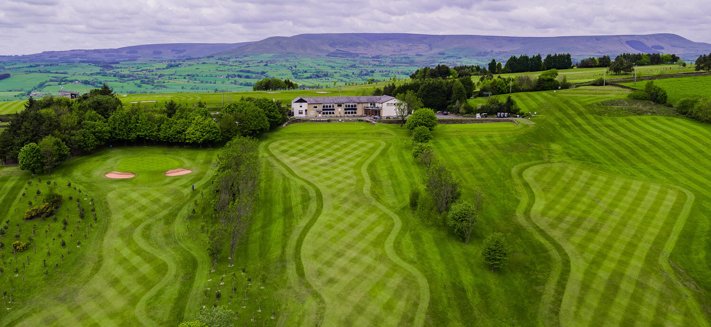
[[24, 193, 62, 220]]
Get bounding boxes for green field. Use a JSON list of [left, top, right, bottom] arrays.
[[0, 56, 417, 101], [119, 83, 384, 109], [0, 100, 25, 114], [2, 84, 711, 326], [0, 147, 218, 326], [496, 64, 695, 83], [624, 74, 711, 104], [212, 86, 711, 326]]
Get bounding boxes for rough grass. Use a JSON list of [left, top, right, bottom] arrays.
[[495, 64, 694, 84], [1, 147, 218, 326], [624, 74, 711, 104]]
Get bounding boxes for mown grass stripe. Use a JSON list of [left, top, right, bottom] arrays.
[[594, 189, 678, 326]]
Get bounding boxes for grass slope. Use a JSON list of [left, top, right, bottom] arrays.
[[513, 88, 711, 326], [4, 83, 711, 326], [624, 74, 711, 104], [268, 127, 427, 326], [1, 147, 217, 326], [524, 163, 700, 326], [496, 64, 694, 84], [228, 85, 711, 326]]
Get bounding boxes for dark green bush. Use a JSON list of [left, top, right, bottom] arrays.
[[409, 189, 420, 209], [628, 90, 650, 101], [482, 233, 508, 272], [412, 126, 432, 143], [12, 240, 30, 252], [24, 193, 62, 220], [405, 108, 437, 131]]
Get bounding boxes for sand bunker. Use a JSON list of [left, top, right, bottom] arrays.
[[165, 168, 193, 177], [105, 171, 135, 179]]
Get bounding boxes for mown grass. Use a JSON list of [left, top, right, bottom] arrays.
[[220, 85, 711, 326], [0, 100, 25, 114], [3, 82, 711, 326], [1, 147, 218, 326]]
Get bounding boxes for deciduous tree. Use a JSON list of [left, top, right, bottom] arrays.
[[447, 199, 478, 243], [426, 164, 460, 214], [18, 142, 43, 174], [38, 135, 69, 172], [405, 108, 437, 131]]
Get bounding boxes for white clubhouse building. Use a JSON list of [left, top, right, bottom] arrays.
[[291, 96, 402, 118]]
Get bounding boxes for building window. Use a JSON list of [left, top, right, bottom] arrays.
[[323, 104, 335, 109], [345, 103, 357, 109], [344, 108, 357, 115], [298, 110, 304, 115]]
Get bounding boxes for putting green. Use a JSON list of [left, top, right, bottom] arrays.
[[116, 155, 183, 173]]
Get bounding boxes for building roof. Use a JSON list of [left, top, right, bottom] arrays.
[[292, 95, 396, 104]]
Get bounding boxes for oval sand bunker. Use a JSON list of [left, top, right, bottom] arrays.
[[105, 171, 136, 179], [165, 168, 193, 177]]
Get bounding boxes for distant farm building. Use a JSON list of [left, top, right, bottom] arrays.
[[291, 96, 402, 118], [59, 91, 80, 99]]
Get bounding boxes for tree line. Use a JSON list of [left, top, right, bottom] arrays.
[[406, 113, 508, 272], [252, 77, 298, 91], [481, 52, 682, 75], [409, 64, 485, 79], [695, 53, 711, 72], [479, 69, 572, 96], [0, 84, 289, 172], [486, 53, 572, 74], [373, 75, 475, 113], [577, 55, 612, 68]]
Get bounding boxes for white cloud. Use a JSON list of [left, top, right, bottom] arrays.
[[0, 0, 708, 55]]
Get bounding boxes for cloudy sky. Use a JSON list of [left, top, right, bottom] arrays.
[[1, 0, 709, 55]]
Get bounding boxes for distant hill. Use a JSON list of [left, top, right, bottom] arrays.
[[0, 43, 250, 63], [223, 33, 711, 61], [2, 33, 710, 64]]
